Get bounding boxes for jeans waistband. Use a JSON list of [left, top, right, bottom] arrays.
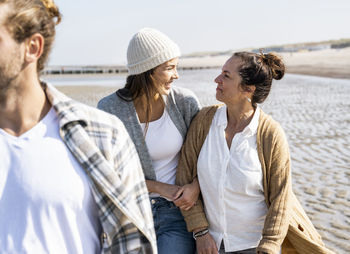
[[150, 197, 176, 207]]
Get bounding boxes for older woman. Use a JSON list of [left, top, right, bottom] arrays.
[[176, 52, 334, 254]]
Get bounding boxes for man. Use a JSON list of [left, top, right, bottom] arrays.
[[0, 0, 156, 253]]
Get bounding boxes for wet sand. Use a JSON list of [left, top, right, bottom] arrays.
[[262, 75, 350, 253], [57, 86, 118, 107]]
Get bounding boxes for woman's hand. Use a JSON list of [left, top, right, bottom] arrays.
[[173, 178, 200, 210], [195, 232, 217, 254], [146, 180, 183, 201]]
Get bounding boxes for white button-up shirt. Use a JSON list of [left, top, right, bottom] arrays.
[[197, 105, 268, 252]]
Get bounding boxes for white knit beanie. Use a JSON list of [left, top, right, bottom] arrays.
[[127, 28, 181, 75]]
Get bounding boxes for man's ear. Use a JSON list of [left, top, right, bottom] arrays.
[[24, 33, 44, 63]]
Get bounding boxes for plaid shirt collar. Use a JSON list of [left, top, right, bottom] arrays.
[[43, 82, 88, 128]]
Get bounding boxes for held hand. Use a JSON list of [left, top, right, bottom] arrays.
[[157, 183, 184, 201], [196, 233, 217, 254], [173, 178, 200, 210], [146, 180, 184, 201]]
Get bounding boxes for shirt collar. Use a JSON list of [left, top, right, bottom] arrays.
[[242, 106, 260, 137], [43, 81, 88, 129], [216, 105, 260, 137], [216, 105, 228, 127]]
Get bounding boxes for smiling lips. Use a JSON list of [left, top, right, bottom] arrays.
[[164, 81, 173, 89]]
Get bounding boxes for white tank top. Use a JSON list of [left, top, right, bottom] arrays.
[[141, 109, 183, 195]]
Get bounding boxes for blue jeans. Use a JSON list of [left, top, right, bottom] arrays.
[[151, 197, 195, 254]]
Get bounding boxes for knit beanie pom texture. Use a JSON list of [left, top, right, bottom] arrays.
[[127, 28, 181, 75]]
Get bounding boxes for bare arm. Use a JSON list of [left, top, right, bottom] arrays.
[[146, 180, 183, 201]]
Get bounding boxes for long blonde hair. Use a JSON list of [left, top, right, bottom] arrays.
[[1, 0, 61, 72]]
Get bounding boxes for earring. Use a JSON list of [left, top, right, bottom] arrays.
[[246, 96, 251, 103]]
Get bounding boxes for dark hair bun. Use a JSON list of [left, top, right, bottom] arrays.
[[264, 53, 285, 80]]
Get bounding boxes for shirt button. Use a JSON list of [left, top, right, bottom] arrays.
[[101, 232, 107, 244]]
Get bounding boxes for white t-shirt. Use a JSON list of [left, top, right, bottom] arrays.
[[197, 106, 268, 252], [0, 108, 102, 254], [141, 109, 183, 195]]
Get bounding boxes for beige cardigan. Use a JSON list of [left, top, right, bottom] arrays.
[[176, 105, 334, 254]]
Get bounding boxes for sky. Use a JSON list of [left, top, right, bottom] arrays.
[[50, 0, 350, 66]]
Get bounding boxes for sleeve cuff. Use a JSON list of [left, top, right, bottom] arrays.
[[181, 202, 209, 232], [257, 238, 281, 254]]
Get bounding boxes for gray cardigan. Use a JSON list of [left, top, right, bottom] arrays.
[[97, 86, 201, 180]]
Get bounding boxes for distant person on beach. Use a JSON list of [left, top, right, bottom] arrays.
[[98, 28, 200, 254], [176, 51, 334, 254], [0, 0, 156, 253]]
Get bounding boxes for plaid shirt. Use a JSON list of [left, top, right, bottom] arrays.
[[44, 83, 157, 254]]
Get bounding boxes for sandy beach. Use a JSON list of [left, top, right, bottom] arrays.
[[54, 50, 350, 253], [179, 47, 350, 79]]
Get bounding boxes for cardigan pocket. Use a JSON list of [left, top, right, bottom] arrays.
[[290, 204, 323, 242]]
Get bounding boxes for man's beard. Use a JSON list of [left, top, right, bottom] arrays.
[[0, 48, 24, 93]]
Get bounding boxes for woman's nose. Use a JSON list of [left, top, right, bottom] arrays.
[[173, 68, 179, 79], [214, 74, 221, 83]]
